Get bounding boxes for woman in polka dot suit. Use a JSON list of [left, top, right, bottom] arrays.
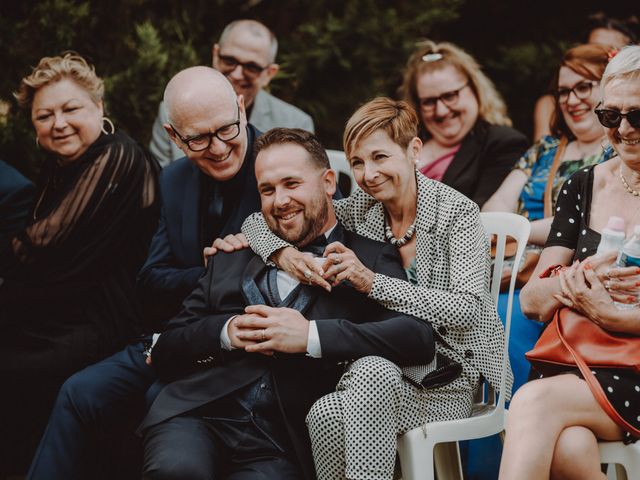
[[240, 98, 510, 479], [501, 45, 640, 479]]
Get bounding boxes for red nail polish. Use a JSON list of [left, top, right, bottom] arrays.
[[584, 263, 592, 270], [636, 268, 640, 274], [628, 296, 637, 302], [636, 282, 640, 287]]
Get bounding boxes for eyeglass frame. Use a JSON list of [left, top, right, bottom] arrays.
[[594, 103, 640, 129], [170, 104, 242, 152], [216, 53, 270, 79], [555, 80, 599, 104], [418, 82, 470, 112]]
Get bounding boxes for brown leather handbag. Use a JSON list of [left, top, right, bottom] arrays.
[[526, 307, 640, 436]]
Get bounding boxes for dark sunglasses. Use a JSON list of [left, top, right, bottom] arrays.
[[595, 107, 640, 129]]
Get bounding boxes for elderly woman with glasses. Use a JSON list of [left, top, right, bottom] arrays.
[[500, 45, 640, 480], [0, 52, 159, 472], [401, 40, 528, 208]]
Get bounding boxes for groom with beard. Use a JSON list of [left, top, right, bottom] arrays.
[[140, 128, 435, 480]]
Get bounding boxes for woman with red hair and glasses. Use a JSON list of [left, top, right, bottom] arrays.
[[483, 44, 615, 393]]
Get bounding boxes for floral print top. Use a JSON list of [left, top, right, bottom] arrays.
[[514, 135, 614, 221]]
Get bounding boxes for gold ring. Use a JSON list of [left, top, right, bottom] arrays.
[[261, 329, 266, 341]]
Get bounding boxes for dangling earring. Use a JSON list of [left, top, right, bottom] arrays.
[[35, 136, 40, 148], [102, 117, 115, 135]]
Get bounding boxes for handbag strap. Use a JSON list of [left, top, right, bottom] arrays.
[[555, 310, 640, 436], [543, 137, 568, 218]]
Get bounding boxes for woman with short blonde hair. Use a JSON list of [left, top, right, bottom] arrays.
[[15, 52, 104, 107], [0, 52, 159, 473], [501, 45, 640, 480], [241, 97, 508, 479]]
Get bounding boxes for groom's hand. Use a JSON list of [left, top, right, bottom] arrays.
[[235, 305, 310, 354]]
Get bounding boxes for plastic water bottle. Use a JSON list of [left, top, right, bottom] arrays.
[[614, 224, 640, 310], [596, 216, 626, 255]]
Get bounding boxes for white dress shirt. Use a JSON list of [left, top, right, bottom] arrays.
[[221, 224, 337, 358]]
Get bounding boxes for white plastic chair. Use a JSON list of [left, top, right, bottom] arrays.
[[326, 149, 356, 196], [600, 441, 640, 480], [397, 212, 531, 480]]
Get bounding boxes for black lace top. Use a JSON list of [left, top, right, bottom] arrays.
[[0, 131, 160, 376]]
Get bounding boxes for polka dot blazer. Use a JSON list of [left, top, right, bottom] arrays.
[[242, 172, 513, 397]]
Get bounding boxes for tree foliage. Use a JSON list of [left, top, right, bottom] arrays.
[[0, 0, 636, 179]]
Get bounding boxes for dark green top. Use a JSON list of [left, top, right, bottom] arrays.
[[404, 257, 418, 286]]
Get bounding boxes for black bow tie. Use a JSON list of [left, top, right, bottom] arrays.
[[300, 235, 328, 257]]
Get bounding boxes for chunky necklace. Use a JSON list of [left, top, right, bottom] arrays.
[[619, 167, 640, 197], [384, 218, 416, 247]]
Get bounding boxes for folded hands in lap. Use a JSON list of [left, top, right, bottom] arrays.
[[555, 251, 640, 332], [232, 305, 310, 355]]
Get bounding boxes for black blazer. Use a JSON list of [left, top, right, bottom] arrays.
[[140, 228, 434, 479], [441, 120, 528, 208], [0, 160, 34, 238], [136, 125, 262, 328]]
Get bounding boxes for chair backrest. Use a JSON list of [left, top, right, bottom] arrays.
[[479, 212, 530, 411], [326, 149, 356, 196]]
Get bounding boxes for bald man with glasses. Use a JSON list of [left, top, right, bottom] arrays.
[[28, 68, 266, 479], [149, 19, 314, 167]]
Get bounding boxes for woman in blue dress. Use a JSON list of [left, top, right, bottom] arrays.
[[483, 43, 615, 392]]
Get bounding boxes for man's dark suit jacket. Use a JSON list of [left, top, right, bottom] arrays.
[[140, 228, 435, 480], [441, 120, 529, 208], [136, 125, 262, 328], [0, 160, 34, 237]]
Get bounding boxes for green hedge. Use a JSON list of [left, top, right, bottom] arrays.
[[0, 0, 635, 179]]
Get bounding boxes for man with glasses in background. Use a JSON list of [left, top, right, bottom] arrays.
[[149, 19, 314, 167], [27, 67, 266, 479]]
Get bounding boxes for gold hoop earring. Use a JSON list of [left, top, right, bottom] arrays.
[[102, 117, 115, 135]]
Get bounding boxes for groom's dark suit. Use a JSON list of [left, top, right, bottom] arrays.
[[140, 225, 435, 479]]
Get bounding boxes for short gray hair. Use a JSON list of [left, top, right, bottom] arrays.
[[602, 45, 640, 90], [219, 19, 278, 64]]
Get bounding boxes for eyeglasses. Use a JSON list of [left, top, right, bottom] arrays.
[[595, 107, 640, 129], [217, 54, 268, 79], [555, 81, 598, 104], [418, 82, 470, 112], [170, 105, 241, 152]]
